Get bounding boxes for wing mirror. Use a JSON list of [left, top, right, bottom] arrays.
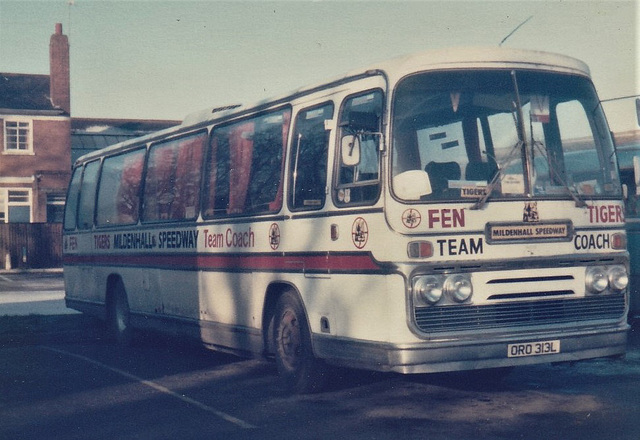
[[341, 135, 361, 167]]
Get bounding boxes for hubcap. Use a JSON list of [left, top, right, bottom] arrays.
[[279, 309, 301, 368]]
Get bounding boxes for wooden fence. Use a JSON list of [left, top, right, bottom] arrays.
[[0, 223, 63, 270]]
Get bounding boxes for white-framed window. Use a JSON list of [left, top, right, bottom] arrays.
[[2, 189, 32, 223], [0, 190, 5, 223], [3, 119, 33, 153]]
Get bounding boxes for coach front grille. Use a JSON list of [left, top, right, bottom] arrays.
[[414, 295, 626, 334]]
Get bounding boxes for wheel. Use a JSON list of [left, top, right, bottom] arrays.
[[273, 290, 326, 393], [107, 279, 133, 345]]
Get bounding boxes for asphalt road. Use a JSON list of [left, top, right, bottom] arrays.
[[1, 272, 639, 440]]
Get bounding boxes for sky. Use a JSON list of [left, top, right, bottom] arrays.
[[0, 0, 638, 132]]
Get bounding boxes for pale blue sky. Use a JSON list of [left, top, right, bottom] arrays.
[[0, 0, 637, 131]]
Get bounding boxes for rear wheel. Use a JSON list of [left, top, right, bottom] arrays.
[[273, 290, 326, 393], [107, 279, 132, 345]]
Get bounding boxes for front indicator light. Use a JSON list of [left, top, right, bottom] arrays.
[[444, 274, 473, 303], [611, 233, 626, 250], [585, 267, 608, 293], [608, 266, 629, 291], [408, 241, 433, 258]]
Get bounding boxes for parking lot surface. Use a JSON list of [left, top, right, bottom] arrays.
[[1, 272, 639, 439]]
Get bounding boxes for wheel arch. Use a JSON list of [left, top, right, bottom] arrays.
[[262, 281, 304, 357], [105, 273, 124, 315]]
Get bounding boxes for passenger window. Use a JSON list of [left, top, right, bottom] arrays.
[[76, 160, 100, 230], [204, 133, 231, 216], [288, 103, 334, 210], [96, 149, 145, 227], [63, 166, 82, 230], [143, 132, 206, 222], [203, 108, 291, 217], [335, 90, 383, 206]]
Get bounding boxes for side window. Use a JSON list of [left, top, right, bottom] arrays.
[[63, 166, 82, 230], [335, 90, 383, 206], [96, 149, 145, 227], [142, 132, 206, 222], [203, 132, 231, 217], [77, 160, 101, 230], [556, 100, 601, 188], [203, 108, 290, 217], [288, 103, 334, 211]]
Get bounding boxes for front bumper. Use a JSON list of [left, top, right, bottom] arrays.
[[313, 324, 628, 373]]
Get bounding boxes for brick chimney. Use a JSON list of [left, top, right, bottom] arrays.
[[49, 23, 70, 114]]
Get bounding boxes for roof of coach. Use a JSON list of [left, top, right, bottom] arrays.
[[74, 47, 590, 166]]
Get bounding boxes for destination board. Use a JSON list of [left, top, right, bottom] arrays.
[[487, 221, 571, 243]]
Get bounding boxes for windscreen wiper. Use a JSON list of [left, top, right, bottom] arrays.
[[511, 70, 534, 196], [471, 140, 523, 210], [531, 140, 588, 208]]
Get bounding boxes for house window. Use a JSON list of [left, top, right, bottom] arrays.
[[47, 193, 66, 223], [4, 120, 33, 153], [7, 190, 31, 222], [0, 191, 5, 223]]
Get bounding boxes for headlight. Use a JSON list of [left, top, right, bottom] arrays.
[[585, 267, 608, 293], [444, 274, 473, 303], [413, 275, 443, 305], [608, 266, 629, 291]]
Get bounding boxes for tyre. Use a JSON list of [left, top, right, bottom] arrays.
[[273, 290, 327, 393], [107, 279, 133, 345]]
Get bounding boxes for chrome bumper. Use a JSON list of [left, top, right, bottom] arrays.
[[313, 325, 628, 374]]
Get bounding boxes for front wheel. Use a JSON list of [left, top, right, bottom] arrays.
[[273, 290, 327, 393]]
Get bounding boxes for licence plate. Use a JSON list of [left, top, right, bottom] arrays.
[[507, 340, 561, 358]]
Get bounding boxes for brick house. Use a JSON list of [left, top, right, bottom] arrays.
[[0, 23, 71, 223], [0, 24, 179, 224], [0, 24, 179, 269]]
